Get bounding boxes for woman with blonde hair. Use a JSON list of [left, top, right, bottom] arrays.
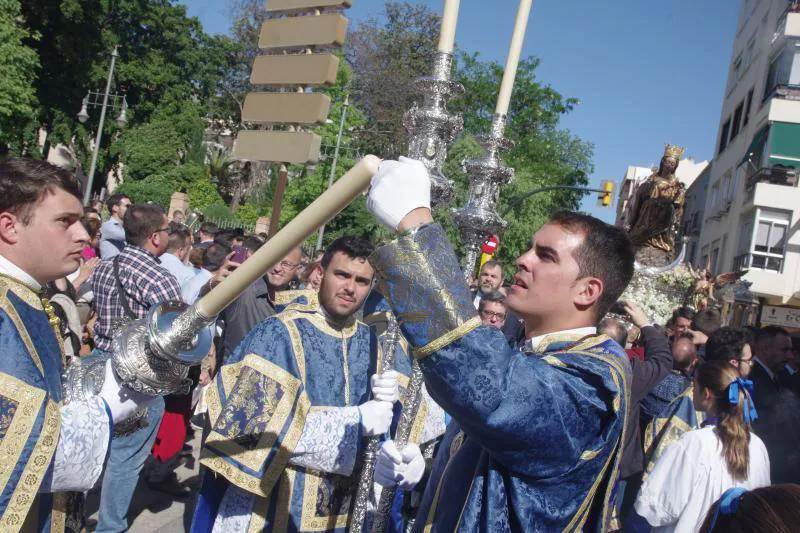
[[634, 360, 770, 532]]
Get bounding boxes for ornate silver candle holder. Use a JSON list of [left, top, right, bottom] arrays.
[[404, 51, 465, 207], [452, 113, 515, 276]]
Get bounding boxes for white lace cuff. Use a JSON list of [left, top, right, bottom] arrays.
[[290, 406, 361, 475], [47, 397, 111, 492]]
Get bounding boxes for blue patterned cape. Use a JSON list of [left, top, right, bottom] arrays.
[[370, 224, 632, 532], [193, 296, 422, 532], [0, 275, 67, 531], [642, 385, 704, 480]]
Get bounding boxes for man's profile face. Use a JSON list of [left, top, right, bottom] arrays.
[[506, 223, 586, 322], [479, 265, 502, 293], [115, 197, 132, 219], [14, 188, 88, 282], [266, 248, 302, 290], [758, 334, 794, 371], [732, 343, 754, 378], [318, 252, 374, 322], [480, 301, 507, 329]]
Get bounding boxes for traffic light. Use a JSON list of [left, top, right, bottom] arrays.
[[599, 180, 614, 207]]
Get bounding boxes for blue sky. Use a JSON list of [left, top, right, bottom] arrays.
[[180, 0, 739, 222]]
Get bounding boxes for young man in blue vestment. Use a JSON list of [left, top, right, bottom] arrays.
[[366, 158, 636, 532], [192, 236, 445, 532], [0, 159, 154, 532]]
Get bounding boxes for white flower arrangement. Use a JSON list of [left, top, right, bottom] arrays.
[[621, 264, 695, 325]]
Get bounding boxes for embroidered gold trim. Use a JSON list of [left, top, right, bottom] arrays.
[[2, 399, 60, 530], [413, 316, 482, 359], [341, 336, 350, 406], [532, 333, 589, 353], [580, 449, 601, 461], [409, 396, 428, 445], [0, 287, 45, 376], [206, 354, 304, 474], [280, 318, 307, 385], [270, 468, 296, 533], [300, 469, 352, 531], [274, 289, 319, 308], [247, 493, 269, 533], [541, 355, 568, 368], [0, 276, 43, 309]]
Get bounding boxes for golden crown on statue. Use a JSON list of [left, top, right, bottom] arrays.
[[663, 144, 686, 161]]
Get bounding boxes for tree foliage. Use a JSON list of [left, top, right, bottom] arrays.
[[0, 0, 39, 154], [345, 2, 594, 273]]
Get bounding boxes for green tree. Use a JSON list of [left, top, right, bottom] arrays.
[[20, 0, 231, 193], [0, 0, 39, 154]]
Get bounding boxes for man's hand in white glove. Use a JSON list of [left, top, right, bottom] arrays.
[[370, 371, 399, 403], [367, 157, 432, 231], [358, 400, 394, 437], [98, 359, 153, 424], [375, 440, 425, 490]]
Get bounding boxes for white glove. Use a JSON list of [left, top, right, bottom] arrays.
[[367, 156, 431, 230], [358, 400, 394, 437], [371, 371, 399, 403], [98, 359, 153, 424], [375, 440, 425, 490]]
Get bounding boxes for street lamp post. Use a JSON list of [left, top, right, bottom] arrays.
[[78, 45, 128, 204], [315, 95, 350, 252]]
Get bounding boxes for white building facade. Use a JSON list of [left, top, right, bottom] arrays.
[[698, 0, 800, 328]]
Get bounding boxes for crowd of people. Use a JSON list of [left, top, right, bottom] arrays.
[[2, 156, 800, 533]]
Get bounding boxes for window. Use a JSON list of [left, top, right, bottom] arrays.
[[743, 88, 754, 126], [723, 172, 733, 204], [733, 54, 744, 83], [764, 40, 800, 100], [731, 102, 745, 140], [745, 209, 791, 272], [700, 245, 710, 270], [710, 180, 721, 212], [719, 118, 732, 154]]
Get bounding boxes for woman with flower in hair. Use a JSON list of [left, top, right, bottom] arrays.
[[634, 360, 771, 532]]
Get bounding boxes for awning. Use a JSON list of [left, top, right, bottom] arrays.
[[768, 121, 800, 168], [739, 125, 770, 167]]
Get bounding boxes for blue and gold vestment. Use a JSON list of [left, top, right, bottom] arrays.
[[0, 275, 66, 531], [369, 224, 632, 532], [642, 385, 704, 480], [193, 294, 439, 532]]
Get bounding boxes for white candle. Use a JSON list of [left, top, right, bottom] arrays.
[[437, 0, 461, 54], [495, 0, 534, 115]]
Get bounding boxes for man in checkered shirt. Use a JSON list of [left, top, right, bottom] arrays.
[[89, 203, 181, 533]]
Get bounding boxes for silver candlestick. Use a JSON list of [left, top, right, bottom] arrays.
[[404, 51, 465, 207], [452, 113, 515, 277]]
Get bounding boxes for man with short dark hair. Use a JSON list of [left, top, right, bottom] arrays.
[[472, 260, 524, 346], [0, 159, 150, 528], [751, 326, 800, 483], [667, 306, 695, 338], [478, 290, 507, 329], [195, 221, 218, 249], [193, 235, 444, 530], [220, 245, 303, 359], [364, 159, 635, 530], [99, 193, 132, 259], [160, 223, 195, 286], [90, 203, 183, 532]]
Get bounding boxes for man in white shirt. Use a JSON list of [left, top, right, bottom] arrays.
[[160, 223, 195, 287], [99, 193, 132, 260]]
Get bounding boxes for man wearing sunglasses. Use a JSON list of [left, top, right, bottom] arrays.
[[89, 203, 182, 532]]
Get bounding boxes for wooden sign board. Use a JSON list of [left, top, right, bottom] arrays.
[[251, 54, 340, 87], [267, 0, 352, 12], [234, 131, 322, 165], [242, 93, 331, 125], [259, 14, 348, 49]]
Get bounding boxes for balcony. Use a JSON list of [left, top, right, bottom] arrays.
[[774, 2, 800, 44], [745, 166, 799, 191], [734, 252, 785, 273]]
